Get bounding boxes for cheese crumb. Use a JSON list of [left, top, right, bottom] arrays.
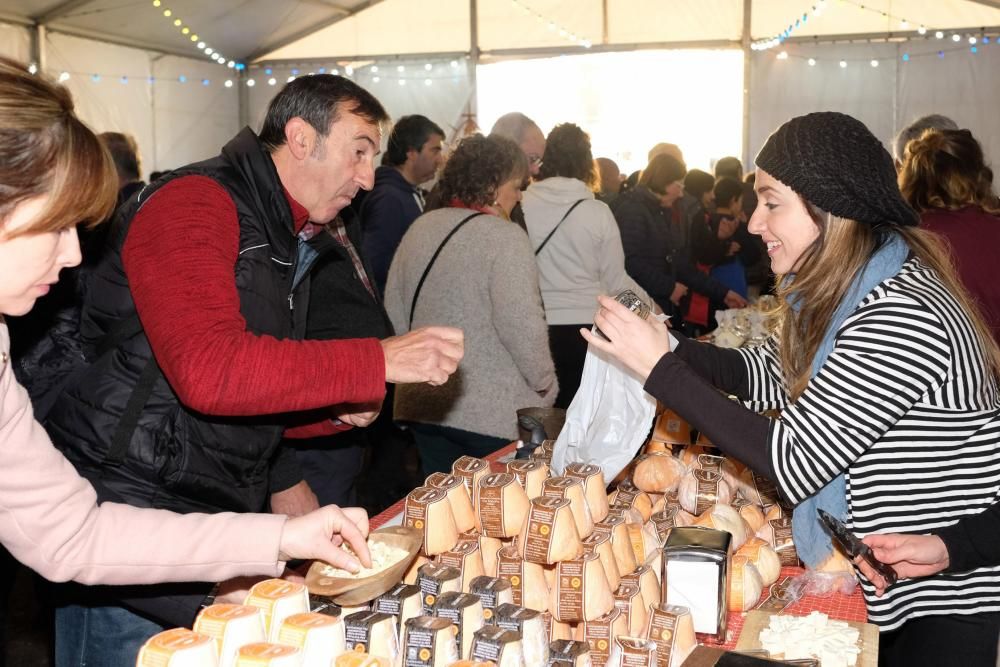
[[319, 540, 407, 578]]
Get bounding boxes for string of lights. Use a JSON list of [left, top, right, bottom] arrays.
[[148, 0, 242, 69], [508, 0, 593, 49], [770, 31, 994, 68]]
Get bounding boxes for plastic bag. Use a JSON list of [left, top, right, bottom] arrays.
[[550, 329, 657, 482]]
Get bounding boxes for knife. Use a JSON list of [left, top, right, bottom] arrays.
[[818, 509, 898, 586]]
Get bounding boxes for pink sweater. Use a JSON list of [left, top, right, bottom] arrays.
[[0, 321, 287, 585]]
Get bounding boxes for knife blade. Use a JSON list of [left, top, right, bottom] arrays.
[[819, 509, 898, 586]]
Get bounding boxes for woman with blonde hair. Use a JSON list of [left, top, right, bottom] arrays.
[[584, 112, 1000, 666], [0, 57, 371, 586]]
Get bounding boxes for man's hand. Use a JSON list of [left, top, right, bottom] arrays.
[[334, 401, 382, 428], [381, 326, 464, 386], [670, 282, 688, 306], [858, 533, 950, 596], [270, 480, 320, 518], [278, 506, 372, 572], [580, 294, 672, 381], [723, 290, 748, 309]]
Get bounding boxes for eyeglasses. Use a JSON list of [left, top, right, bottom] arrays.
[[527, 154, 543, 168]]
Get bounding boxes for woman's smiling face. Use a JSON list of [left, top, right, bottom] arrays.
[[748, 169, 820, 274]]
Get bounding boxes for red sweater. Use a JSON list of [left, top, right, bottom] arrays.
[[122, 175, 386, 437]]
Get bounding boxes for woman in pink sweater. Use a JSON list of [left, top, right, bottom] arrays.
[[0, 58, 370, 585]]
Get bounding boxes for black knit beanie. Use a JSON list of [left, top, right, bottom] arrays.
[[755, 111, 919, 227]]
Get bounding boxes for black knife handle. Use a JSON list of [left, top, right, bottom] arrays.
[[860, 544, 898, 586]]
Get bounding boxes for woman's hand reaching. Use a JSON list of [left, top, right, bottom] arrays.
[[580, 294, 673, 381]]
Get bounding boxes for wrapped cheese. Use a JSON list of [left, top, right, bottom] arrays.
[[817, 547, 856, 574], [649, 409, 693, 447], [735, 500, 766, 534], [575, 606, 628, 666], [692, 503, 749, 549], [592, 516, 637, 575], [764, 504, 784, 523], [426, 473, 477, 534], [518, 496, 583, 564], [608, 637, 657, 667], [620, 566, 660, 616], [136, 628, 217, 667], [736, 538, 782, 586], [613, 582, 649, 637], [333, 654, 389, 667], [470, 626, 524, 667], [436, 537, 487, 590], [402, 616, 460, 666], [626, 521, 662, 571], [416, 563, 463, 614], [581, 531, 622, 592], [608, 482, 653, 522], [737, 468, 781, 508], [506, 459, 549, 499], [675, 446, 712, 469], [478, 473, 531, 539], [405, 487, 461, 556], [678, 469, 733, 516], [644, 604, 697, 667], [277, 612, 346, 667], [453, 456, 491, 509], [727, 555, 764, 612], [632, 454, 686, 495], [477, 535, 503, 578], [756, 516, 799, 566], [468, 576, 514, 624], [548, 639, 592, 667], [344, 611, 400, 665], [404, 554, 431, 585], [434, 592, 485, 659], [550, 551, 615, 623], [543, 477, 594, 539], [543, 611, 574, 642], [374, 583, 423, 638], [496, 543, 550, 612], [564, 463, 610, 523], [194, 604, 265, 667], [234, 643, 301, 666], [494, 604, 549, 665], [244, 579, 310, 642]]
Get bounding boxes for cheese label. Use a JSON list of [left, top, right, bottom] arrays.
[[403, 617, 454, 667], [344, 611, 392, 654], [470, 626, 519, 662], [542, 476, 581, 499], [752, 471, 780, 506], [693, 469, 723, 515], [613, 583, 641, 627], [614, 637, 657, 665], [309, 595, 342, 618], [404, 487, 447, 538], [645, 606, 681, 667], [605, 505, 627, 521], [582, 531, 610, 554], [453, 456, 489, 498], [579, 606, 622, 664], [769, 517, 798, 565], [425, 472, 451, 487], [469, 576, 512, 623], [549, 639, 591, 662], [507, 460, 545, 488], [565, 463, 602, 481], [664, 490, 679, 505], [696, 454, 725, 473], [138, 628, 214, 667], [494, 603, 540, 634], [651, 507, 679, 543], [235, 642, 300, 665], [732, 494, 751, 509], [522, 497, 567, 564], [531, 440, 556, 464], [555, 558, 586, 621], [756, 575, 796, 612], [613, 486, 640, 508], [433, 592, 479, 658], [437, 538, 480, 573], [496, 547, 526, 606], [374, 583, 421, 633], [479, 473, 512, 537], [416, 563, 461, 614]]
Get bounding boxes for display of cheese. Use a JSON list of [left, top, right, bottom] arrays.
[[692, 453, 740, 484], [276, 613, 346, 667], [625, 521, 661, 572], [543, 611, 574, 642], [468, 576, 514, 624], [543, 476, 595, 539], [374, 583, 423, 638], [452, 456, 492, 509], [416, 563, 463, 614], [426, 473, 477, 534], [404, 487, 460, 556], [564, 463, 610, 523], [736, 538, 782, 586], [477, 473, 530, 539], [607, 482, 653, 522], [477, 535, 503, 578], [764, 504, 784, 523], [575, 605, 628, 665], [469, 626, 524, 667], [194, 604, 265, 667], [244, 580, 310, 643], [632, 454, 686, 495], [674, 446, 712, 469], [436, 536, 487, 590], [593, 516, 638, 575], [234, 643, 301, 666], [736, 501, 766, 534], [496, 543, 550, 612], [344, 612, 399, 665], [518, 496, 583, 564], [644, 604, 697, 667], [737, 468, 781, 508], [333, 653, 390, 667], [727, 555, 764, 613], [404, 555, 431, 585], [678, 469, 733, 516], [494, 603, 549, 665], [433, 592, 484, 659], [620, 566, 660, 616], [506, 459, 549, 499], [649, 409, 693, 447], [548, 639, 592, 667], [612, 582, 649, 637], [550, 551, 615, 623], [693, 504, 749, 549], [401, 616, 460, 667], [756, 516, 799, 566], [447, 662, 498, 667], [581, 531, 622, 592], [608, 636, 658, 667], [137, 628, 218, 667], [758, 611, 861, 666]]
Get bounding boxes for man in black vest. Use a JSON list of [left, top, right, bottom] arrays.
[[46, 75, 464, 664]]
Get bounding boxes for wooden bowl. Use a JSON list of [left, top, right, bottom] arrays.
[[305, 525, 422, 606]]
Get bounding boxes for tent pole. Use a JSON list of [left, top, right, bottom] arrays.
[[238, 68, 250, 129], [602, 0, 609, 45], [32, 24, 47, 73], [742, 0, 752, 171], [469, 0, 479, 120]]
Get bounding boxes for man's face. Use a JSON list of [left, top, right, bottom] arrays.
[[298, 112, 382, 224], [409, 133, 445, 185], [520, 126, 546, 177]]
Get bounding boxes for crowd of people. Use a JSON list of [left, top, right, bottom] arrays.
[[2, 53, 1000, 666]]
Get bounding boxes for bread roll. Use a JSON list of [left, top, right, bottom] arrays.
[[633, 454, 686, 495], [727, 555, 764, 612]]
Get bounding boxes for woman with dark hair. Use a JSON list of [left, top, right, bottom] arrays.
[[898, 128, 1000, 344], [385, 134, 556, 474], [521, 123, 649, 409]]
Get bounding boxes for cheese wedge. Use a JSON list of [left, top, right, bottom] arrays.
[[478, 473, 530, 539], [470, 626, 524, 667], [609, 637, 658, 667], [136, 628, 218, 667], [433, 592, 484, 660], [518, 496, 583, 564], [276, 612, 345, 667], [234, 643, 301, 666], [468, 576, 514, 625], [564, 463, 610, 523], [477, 535, 503, 578], [343, 611, 399, 665], [404, 554, 431, 585], [678, 469, 733, 516], [644, 604, 697, 667], [613, 582, 649, 637], [194, 604, 265, 667], [495, 543, 549, 612], [650, 409, 693, 447], [736, 501, 766, 534], [452, 456, 491, 510], [506, 460, 549, 499], [582, 531, 622, 592], [426, 473, 477, 534], [373, 583, 423, 640], [736, 537, 782, 586], [574, 606, 628, 666], [633, 454, 686, 495], [693, 504, 749, 549], [550, 551, 615, 623], [626, 522, 661, 570], [542, 477, 594, 539], [416, 563, 463, 614], [402, 616, 460, 666], [493, 604, 548, 665], [333, 653, 390, 667], [543, 611, 574, 642], [244, 579, 310, 643], [620, 566, 660, 616], [727, 555, 764, 613], [593, 516, 637, 575], [436, 537, 487, 591], [548, 639, 592, 667], [608, 482, 653, 522], [405, 486, 461, 556]]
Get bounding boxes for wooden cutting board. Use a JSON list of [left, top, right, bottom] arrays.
[[734, 610, 878, 666]]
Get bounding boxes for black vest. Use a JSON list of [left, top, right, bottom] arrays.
[[46, 128, 313, 514]]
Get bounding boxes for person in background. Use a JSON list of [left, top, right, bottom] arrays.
[[584, 111, 1000, 667], [523, 123, 649, 409], [360, 114, 445, 297], [708, 176, 760, 304], [385, 135, 556, 474], [892, 113, 958, 168], [596, 157, 622, 205], [648, 141, 684, 164], [714, 155, 743, 182], [897, 128, 1000, 345], [489, 112, 547, 232]]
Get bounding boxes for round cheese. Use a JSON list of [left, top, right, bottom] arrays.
[[478, 473, 530, 539], [633, 454, 686, 495], [333, 654, 389, 667], [737, 469, 781, 508], [405, 486, 461, 556], [564, 463, 610, 523], [756, 516, 799, 566], [736, 537, 782, 586], [244, 579, 310, 643], [136, 628, 217, 667], [426, 473, 477, 534], [518, 496, 583, 564], [608, 483, 653, 523], [693, 503, 749, 549], [678, 469, 733, 516], [737, 502, 766, 534], [727, 555, 764, 612]]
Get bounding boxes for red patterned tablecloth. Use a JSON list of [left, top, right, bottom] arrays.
[[371, 443, 868, 650]]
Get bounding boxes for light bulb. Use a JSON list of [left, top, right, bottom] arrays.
[[224, 80, 233, 87], [870, 59, 879, 67], [424, 78, 432, 86], [839, 60, 847, 68], [935, 31, 944, 39], [173, 18, 181, 26], [163, 9, 171, 17], [246, 78, 255, 87], [268, 77, 277, 85], [808, 58, 816, 66], [58, 71, 70, 82], [918, 26, 927, 35]]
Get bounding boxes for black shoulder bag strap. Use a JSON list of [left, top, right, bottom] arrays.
[[409, 212, 483, 329], [534, 198, 586, 256]]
